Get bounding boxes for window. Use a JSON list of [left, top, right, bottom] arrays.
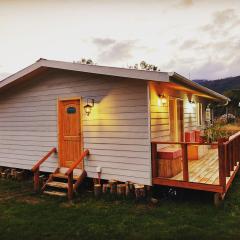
[[197, 103, 203, 126], [206, 106, 211, 122]]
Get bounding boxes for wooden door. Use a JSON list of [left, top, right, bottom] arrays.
[[169, 99, 177, 141], [176, 99, 184, 142], [58, 99, 82, 168], [169, 98, 184, 142]]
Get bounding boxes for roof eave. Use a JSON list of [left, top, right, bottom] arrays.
[[0, 59, 170, 90], [168, 72, 230, 103]]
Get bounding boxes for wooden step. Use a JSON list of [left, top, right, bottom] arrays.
[[43, 190, 67, 197], [59, 167, 83, 176], [52, 173, 79, 180], [46, 181, 70, 189]]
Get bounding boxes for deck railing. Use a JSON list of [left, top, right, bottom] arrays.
[[152, 133, 240, 194], [31, 147, 57, 192], [151, 141, 217, 182], [218, 132, 240, 192], [65, 149, 89, 200]]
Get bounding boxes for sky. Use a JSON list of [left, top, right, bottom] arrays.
[[0, 0, 240, 80]]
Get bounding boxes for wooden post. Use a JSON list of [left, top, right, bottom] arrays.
[[230, 143, 234, 171], [218, 142, 226, 192], [234, 139, 237, 166], [34, 168, 40, 192], [67, 172, 73, 201], [134, 184, 146, 200], [232, 140, 235, 167], [151, 142, 157, 178], [109, 180, 117, 194], [238, 137, 240, 164], [182, 143, 189, 182], [102, 183, 110, 194], [117, 184, 126, 196], [224, 144, 230, 177], [94, 184, 102, 197]]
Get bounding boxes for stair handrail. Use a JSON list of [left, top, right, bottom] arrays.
[[31, 147, 57, 192], [65, 149, 89, 200], [31, 147, 57, 172], [65, 149, 89, 176]]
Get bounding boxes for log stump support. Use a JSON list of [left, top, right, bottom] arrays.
[[109, 180, 117, 194], [134, 184, 146, 200], [94, 184, 102, 197], [117, 184, 126, 196]]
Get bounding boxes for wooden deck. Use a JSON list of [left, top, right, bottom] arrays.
[[171, 148, 220, 185], [171, 148, 239, 186], [152, 135, 240, 195]]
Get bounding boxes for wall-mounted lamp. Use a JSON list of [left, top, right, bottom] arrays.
[[158, 94, 167, 106], [84, 98, 95, 116]]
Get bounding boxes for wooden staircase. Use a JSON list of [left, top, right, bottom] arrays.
[[32, 149, 89, 200], [43, 168, 87, 197]]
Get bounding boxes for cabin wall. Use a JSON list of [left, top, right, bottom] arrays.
[[0, 71, 151, 185], [149, 83, 207, 145], [184, 98, 198, 132], [149, 84, 170, 143]]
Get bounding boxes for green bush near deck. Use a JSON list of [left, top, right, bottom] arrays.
[[0, 178, 240, 240]]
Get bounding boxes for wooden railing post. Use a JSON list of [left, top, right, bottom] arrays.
[[31, 147, 57, 192], [65, 149, 89, 200], [238, 137, 240, 164], [151, 142, 158, 178], [34, 168, 40, 192], [182, 143, 189, 182], [218, 142, 226, 191], [67, 172, 73, 201], [224, 143, 230, 177]]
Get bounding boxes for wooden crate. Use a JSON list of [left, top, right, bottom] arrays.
[[158, 157, 182, 178], [188, 145, 209, 160]]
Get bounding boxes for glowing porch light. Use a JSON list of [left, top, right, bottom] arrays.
[[186, 100, 195, 112], [84, 98, 95, 116], [158, 95, 167, 106]]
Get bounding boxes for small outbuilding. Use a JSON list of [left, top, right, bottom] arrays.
[[0, 59, 238, 200]]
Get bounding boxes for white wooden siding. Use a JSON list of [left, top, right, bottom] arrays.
[[0, 71, 151, 185], [150, 87, 170, 143], [149, 84, 204, 145], [183, 98, 202, 132]]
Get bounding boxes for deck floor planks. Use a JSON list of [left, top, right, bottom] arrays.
[[171, 148, 220, 185]]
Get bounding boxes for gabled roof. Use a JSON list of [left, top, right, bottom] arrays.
[[0, 58, 229, 103]]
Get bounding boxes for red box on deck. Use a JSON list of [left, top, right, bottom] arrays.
[[195, 130, 201, 143], [185, 131, 195, 142]]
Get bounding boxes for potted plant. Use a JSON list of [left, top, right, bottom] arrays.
[[203, 122, 229, 148]]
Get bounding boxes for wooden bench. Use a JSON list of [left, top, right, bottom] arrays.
[[157, 148, 182, 178]]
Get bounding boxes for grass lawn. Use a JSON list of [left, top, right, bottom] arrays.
[[0, 178, 240, 240]]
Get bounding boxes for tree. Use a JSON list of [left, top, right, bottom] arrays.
[[129, 60, 160, 71], [73, 58, 95, 65], [224, 89, 240, 117]]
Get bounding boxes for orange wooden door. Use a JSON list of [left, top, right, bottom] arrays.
[[58, 99, 82, 168], [176, 99, 184, 142]]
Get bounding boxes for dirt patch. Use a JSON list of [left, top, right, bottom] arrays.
[[18, 195, 44, 205], [0, 190, 40, 203]]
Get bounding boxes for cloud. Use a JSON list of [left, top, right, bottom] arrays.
[[97, 40, 137, 64], [180, 39, 198, 49], [213, 9, 236, 25], [92, 38, 116, 48], [180, 0, 193, 6], [191, 60, 226, 79], [200, 8, 239, 35], [174, 0, 194, 8]]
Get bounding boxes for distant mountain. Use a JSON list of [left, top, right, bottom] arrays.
[[194, 75, 240, 94]]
